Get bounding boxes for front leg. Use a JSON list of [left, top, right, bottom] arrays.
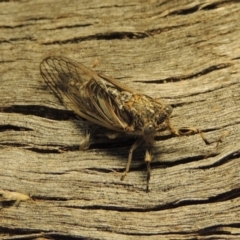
[[167, 119, 229, 149], [145, 147, 153, 192], [120, 137, 143, 181]]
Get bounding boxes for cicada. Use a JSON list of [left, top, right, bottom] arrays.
[[40, 56, 220, 192]]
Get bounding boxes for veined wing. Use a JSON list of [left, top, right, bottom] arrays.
[[40, 56, 135, 132]]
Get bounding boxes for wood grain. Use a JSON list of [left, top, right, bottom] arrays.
[[0, 0, 240, 239]]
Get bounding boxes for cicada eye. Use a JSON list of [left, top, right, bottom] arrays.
[[143, 123, 155, 136], [163, 105, 173, 116]]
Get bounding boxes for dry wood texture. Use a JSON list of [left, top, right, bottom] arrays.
[[0, 0, 240, 239]]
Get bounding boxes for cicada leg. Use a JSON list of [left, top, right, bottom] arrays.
[[79, 131, 91, 151], [120, 137, 143, 181], [167, 119, 229, 151], [145, 147, 153, 192]]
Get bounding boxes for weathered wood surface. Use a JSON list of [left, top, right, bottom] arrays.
[[0, 0, 240, 239]]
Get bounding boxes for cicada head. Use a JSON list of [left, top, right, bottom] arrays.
[[154, 104, 172, 126], [143, 104, 173, 144]]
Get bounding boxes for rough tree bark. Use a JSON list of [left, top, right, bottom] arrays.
[[0, 0, 240, 239]]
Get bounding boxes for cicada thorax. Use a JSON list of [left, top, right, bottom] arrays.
[[106, 85, 172, 135]]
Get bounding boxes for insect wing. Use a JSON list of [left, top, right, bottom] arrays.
[[40, 57, 91, 109], [40, 56, 131, 132]]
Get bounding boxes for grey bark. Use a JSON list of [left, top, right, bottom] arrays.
[[0, 0, 240, 239]]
